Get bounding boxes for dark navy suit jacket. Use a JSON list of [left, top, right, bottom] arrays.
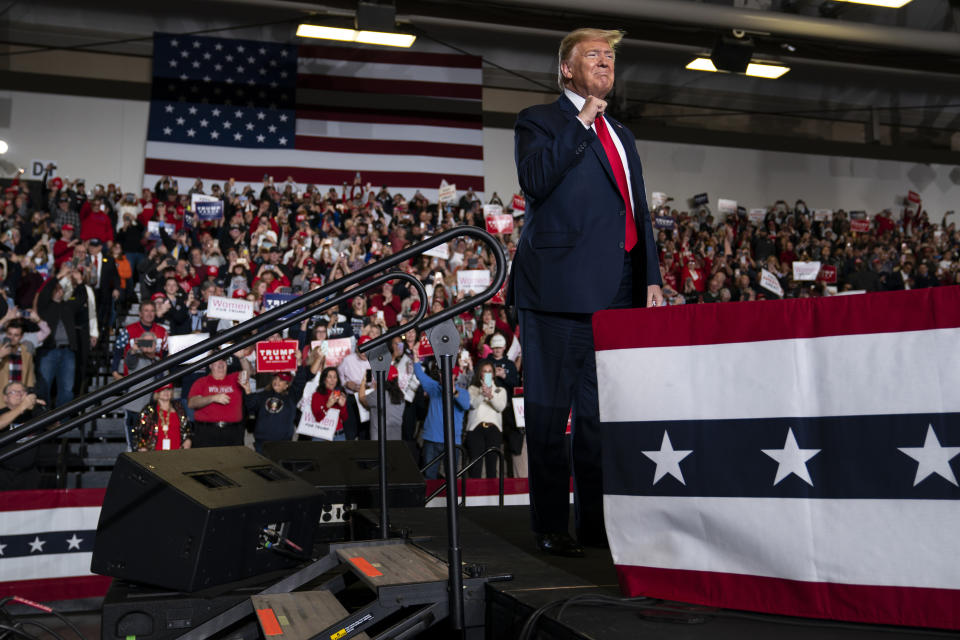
[[512, 95, 662, 313]]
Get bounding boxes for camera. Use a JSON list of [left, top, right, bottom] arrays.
[[136, 338, 154, 349]]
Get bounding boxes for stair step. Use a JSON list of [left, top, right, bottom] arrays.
[[336, 542, 449, 590], [84, 442, 128, 465], [67, 471, 113, 488], [251, 591, 369, 640]]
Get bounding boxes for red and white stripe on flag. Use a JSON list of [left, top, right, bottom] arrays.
[[144, 42, 484, 200], [0, 490, 110, 601], [593, 287, 960, 630]]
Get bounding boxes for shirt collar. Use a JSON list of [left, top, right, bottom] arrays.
[[563, 88, 586, 112]]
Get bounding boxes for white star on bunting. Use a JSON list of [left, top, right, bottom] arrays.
[[762, 428, 820, 486], [29, 536, 46, 553], [642, 431, 693, 485], [66, 534, 83, 550], [899, 424, 960, 487]]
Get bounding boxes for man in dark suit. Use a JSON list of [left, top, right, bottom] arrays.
[[512, 28, 663, 557]]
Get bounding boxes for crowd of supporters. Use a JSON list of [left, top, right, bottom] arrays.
[[0, 165, 955, 489]]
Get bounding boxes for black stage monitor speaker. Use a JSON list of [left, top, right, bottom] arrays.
[[91, 446, 321, 592], [262, 441, 425, 514]]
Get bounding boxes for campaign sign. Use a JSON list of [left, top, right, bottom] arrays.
[[792, 261, 822, 282], [907, 190, 921, 204], [511, 193, 526, 213], [737, 206, 747, 217], [817, 264, 838, 284], [759, 269, 784, 297], [692, 193, 709, 206], [654, 216, 676, 230], [850, 219, 871, 233], [512, 396, 525, 428], [423, 240, 450, 260], [849, 210, 867, 220], [748, 208, 766, 223], [457, 269, 491, 295], [29, 160, 54, 179], [491, 279, 509, 305], [263, 292, 303, 320], [482, 204, 503, 218], [167, 332, 210, 365], [438, 180, 457, 204], [485, 214, 514, 234], [312, 337, 352, 368], [813, 208, 833, 222], [207, 295, 255, 321], [256, 340, 299, 373], [193, 199, 223, 220], [718, 198, 738, 215], [651, 192, 669, 208], [147, 220, 177, 240], [418, 333, 435, 360]]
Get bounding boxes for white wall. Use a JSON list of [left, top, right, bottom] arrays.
[[0, 91, 148, 193], [3, 91, 957, 219]]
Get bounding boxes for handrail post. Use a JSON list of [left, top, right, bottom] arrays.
[[367, 342, 392, 540], [427, 319, 464, 632]]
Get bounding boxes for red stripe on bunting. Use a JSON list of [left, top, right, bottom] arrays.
[[617, 564, 960, 630], [0, 489, 106, 511], [593, 287, 960, 351], [0, 576, 112, 602]]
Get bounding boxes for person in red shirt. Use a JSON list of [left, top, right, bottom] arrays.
[[310, 366, 347, 440], [187, 358, 251, 447], [79, 198, 115, 245], [53, 224, 79, 270], [367, 281, 402, 327]]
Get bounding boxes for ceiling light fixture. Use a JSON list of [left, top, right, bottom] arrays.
[[297, 2, 416, 48], [295, 24, 416, 47], [685, 57, 790, 79], [832, 0, 913, 7]]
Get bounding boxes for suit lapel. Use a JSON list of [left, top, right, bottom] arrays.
[[557, 96, 619, 192]]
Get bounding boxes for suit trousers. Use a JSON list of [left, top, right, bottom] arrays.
[[519, 252, 634, 537]]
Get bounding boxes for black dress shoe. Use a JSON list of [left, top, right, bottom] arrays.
[[535, 533, 585, 558]]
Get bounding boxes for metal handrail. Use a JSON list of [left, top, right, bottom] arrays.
[[0, 226, 506, 462], [424, 445, 506, 508]]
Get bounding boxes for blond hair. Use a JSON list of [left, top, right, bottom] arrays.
[[557, 28, 624, 91]]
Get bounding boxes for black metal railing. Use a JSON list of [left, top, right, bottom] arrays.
[[424, 445, 506, 508]]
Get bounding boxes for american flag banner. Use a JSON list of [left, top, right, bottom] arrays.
[[0, 490, 110, 601], [593, 287, 960, 630], [144, 33, 484, 198]]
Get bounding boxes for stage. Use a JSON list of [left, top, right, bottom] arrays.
[[12, 504, 960, 639]]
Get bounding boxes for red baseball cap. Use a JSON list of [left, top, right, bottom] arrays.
[[150, 292, 166, 302], [206, 265, 219, 276], [309, 277, 324, 285], [276, 372, 293, 382], [61, 223, 75, 231], [358, 335, 373, 346], [232, 288, 248, 298]]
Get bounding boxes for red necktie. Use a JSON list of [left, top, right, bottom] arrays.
[[594, 115, 637, 252]]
